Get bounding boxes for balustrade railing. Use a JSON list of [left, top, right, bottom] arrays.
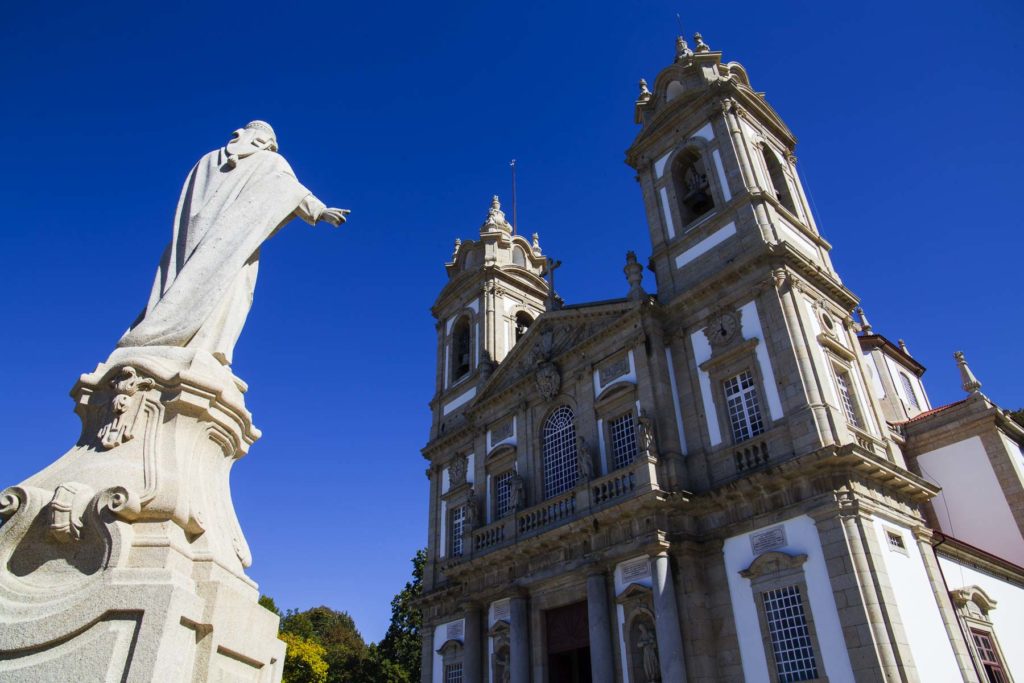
[[518, 490, 576, 535], [591, 468, 636, 506]]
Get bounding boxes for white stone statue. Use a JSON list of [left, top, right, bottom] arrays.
[[117, 121, 350, 365], [637, 621, 661, 682]]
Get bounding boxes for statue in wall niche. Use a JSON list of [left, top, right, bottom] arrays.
[[464, 488, 478, 531], [510, 472, 526, 512], [637, 412, 656, 460], [576, 435, 595, 482], [636, 621, 661, 682], [117, 121, 350, 365]]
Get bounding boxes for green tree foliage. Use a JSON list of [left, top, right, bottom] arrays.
[[1009, 408, 1024, 429], [282, 606, 369, 683], [268, 548, 425, 682], [259, 594, 281, 616], [280, 632, 329, 683], [377, 549, 425, 680]]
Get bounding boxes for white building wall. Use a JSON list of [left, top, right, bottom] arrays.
[[917, 436, 1024, 566], [723, 515, 854, 683], [871, 519, 960, 681], [937, 555, 1024, 679], [432, 619, 465, 682]]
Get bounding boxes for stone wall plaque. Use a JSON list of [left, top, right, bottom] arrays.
[[446, 620, 465, 642], [621, 557, 651, 582], [598, 354, 630, 387], [750, 525, 787, 556]]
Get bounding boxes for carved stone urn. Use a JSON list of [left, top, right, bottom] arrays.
[[0, 348, 284, 682]]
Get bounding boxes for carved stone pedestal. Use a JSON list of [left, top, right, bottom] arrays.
[[0, 348, 285, 682]]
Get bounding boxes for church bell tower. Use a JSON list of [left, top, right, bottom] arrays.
[[429, 197, 549, 440], [627, 33, 901, 480]]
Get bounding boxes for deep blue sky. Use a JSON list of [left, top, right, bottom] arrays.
[[2, 1, 1021, 642]]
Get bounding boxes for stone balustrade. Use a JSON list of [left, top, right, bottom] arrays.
[[461, 462, 656, 563], [591, 467, 637, 506]]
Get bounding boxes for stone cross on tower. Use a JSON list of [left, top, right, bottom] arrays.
[[542, 257, 563, 311]]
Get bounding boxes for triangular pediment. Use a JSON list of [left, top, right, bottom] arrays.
[[474, 300, 636, 405]]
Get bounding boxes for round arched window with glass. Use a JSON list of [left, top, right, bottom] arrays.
[[542, 406, 578, 499]]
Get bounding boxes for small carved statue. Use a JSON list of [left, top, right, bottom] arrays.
[[576, 436, 595, 483], [464, 489, 478, 531], [636, 412, 656, 460], [510, 473, 526, 512], [637, 622, 661, 682]]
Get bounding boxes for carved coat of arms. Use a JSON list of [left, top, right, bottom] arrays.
[[534, 361, 561, 401]]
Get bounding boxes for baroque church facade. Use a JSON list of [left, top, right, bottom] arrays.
[[418, 34, 1024, 683]]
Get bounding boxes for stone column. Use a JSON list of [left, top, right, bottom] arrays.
[[587, 573, 615, 683], [509, 596, 530, 683], [914, 528, 979, 682], [463, 603, 483, 683], [420, 630, 434, 683], [651, 552, 687, 682]]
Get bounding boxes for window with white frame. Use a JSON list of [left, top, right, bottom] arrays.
[[762, 585, 820, 682], [724, 371, 765, 443], [494, 470, 514, 519], [449, 505, 465, 557], [899, 372, 920, 409], [444, 663, 463, 683], [834, 368, 862, 428], [542, 406, 578, 499], [609, 412, 638, 470]]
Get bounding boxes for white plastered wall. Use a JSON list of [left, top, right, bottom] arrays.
[[870, 519, 959, 681], [433, 619, 466, 682], [917, 436, 1024, 566], [723, 515, 853, 682]]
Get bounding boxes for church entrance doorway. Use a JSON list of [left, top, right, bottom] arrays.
[[545, 600, 592, 683]]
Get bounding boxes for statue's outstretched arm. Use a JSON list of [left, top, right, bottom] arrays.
[[295, 194, 350, 227]]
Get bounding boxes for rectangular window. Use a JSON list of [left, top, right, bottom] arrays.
[[899, 372, 920, 409], [450, 506, 465, 557], [609, 412, 638, 470], [885, 529, 907, 554], [971, 630, 1008, 683], [444, 663, 464, 683], [494, 470, 514, 519], [834, 369, 862, 428], [724, 371, 765, 443], [762, 586, 819, 682]]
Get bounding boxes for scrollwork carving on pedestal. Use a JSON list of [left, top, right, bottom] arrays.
[[97, 366, 156, 450]]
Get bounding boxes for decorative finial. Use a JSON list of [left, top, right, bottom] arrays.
[[452, 238, 462, 259], [954, 351, 982, 394], [531, 232, 541, 254], [639, 78, 651, 96], [693, 32, 710, 53], [481, 195, 511, 233], [624, 251, 646, 301], [856, 307, 873, 334], [898, 339, 911, 357], [675, 36, 693, 62]]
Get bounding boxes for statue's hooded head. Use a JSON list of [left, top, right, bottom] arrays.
[[225, 120, 278, 168]]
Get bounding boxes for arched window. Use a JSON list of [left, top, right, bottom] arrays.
[[542, 406, 578, 499], [761, 147, 797, 214], [452, 316, 471, 380], [512, 245, 527, 267], [671, 149, 714, 226], [514, 311, 533, 343]]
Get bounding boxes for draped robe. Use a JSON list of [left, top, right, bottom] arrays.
[[118, 147, 323, 364]]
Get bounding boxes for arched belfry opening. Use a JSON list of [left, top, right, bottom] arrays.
[[514, 311, 533, 343], [452, 315, 471, 380], [671, 149, 714, 226], [761, 147, 797, 215]]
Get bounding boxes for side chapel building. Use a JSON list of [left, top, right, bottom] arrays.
[[418, 33, 1024, 683]]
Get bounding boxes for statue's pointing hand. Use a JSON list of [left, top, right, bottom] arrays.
[[320, 208, 351, 228]]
